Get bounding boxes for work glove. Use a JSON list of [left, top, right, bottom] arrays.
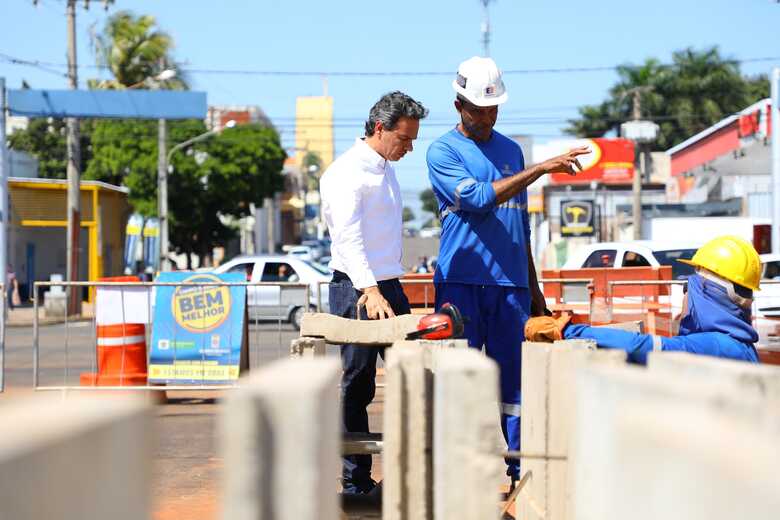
[[524, 313, 571, 342]]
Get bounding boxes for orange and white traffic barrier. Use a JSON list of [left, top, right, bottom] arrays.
[[81, 275, 148, 386], [80, 322, 148, 386]]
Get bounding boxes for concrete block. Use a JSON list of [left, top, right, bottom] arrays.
[[299, 312, 422, 345], [432, 348, 503, 520], [571, 364, 780, 520], [222, 357, 340, 520], [382, 339, 464, 520], [289, 337, 327, 358], [0, 395, 153, 520], [518, 341, 626, 520], [43, 290, 67, 317], [648, 351, 780, 416]]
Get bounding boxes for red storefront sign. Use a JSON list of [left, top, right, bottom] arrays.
[[549, 138, 635, 185]]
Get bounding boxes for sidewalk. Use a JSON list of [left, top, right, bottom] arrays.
[[5, 302, 94, 327]]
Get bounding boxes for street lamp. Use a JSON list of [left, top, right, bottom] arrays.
[[126, 69, 176, 90], [159, 119, 236, 270]]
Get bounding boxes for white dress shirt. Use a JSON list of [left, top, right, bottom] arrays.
[[320, 138, 404, 289]]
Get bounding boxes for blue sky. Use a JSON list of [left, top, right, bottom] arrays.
[[2, 0, 779, 222]]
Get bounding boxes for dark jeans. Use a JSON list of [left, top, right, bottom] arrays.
[[328, 271, 411, 492]]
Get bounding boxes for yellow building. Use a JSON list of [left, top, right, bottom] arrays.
[[8, 178, 132, 302], [295, 96, 334, 168]]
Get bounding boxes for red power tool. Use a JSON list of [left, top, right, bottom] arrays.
[[405, 303, 465, 340]]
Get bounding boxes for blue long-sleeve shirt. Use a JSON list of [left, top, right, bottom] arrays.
[[563, 274, 759, 364], [427, 128, 530, 287], [563, 325, 758, 364]]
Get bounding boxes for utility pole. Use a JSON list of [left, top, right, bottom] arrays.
[[480, 0, 493, 57], [630, 90, 643, 241], [621, 87, 657, 241], [158, 118, 168, 271], [621, 89, 659, 241], [65, 0, 81, 315], [772, 68, 780, 254]]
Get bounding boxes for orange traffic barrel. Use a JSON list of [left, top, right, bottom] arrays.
[[80, 275, 148, 386]]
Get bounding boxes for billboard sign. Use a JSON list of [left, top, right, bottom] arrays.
[[560, 200, 596, 237], [548, 138, 635, 185], [149, 272, 246, 384]]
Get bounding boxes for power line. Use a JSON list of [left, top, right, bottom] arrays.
[[0, 52, 68, 78], [2, 52, 779, 77]]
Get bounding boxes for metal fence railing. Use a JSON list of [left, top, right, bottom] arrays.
[[31, 280, 311, 392], [315, 278, 437, 312]]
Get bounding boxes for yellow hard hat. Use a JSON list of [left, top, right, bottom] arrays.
[[679, 235, 761, 291]]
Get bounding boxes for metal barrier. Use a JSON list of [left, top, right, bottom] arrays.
[[32, 280, 311, 392], [605, 279, 687, 336], [315, 278, 437, 312], [539, 277, 595, 319], [607, 279, 780, 340]]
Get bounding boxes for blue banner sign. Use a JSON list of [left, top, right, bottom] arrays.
[[149, 272, 246, 384], [8, 89, 207, 120]]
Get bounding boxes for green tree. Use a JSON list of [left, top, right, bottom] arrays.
[[176, 124, 286, 262], [402, 206, 415, 223], [566, 47, 768, 150], [86, 120, 286, 266], [89, 10, 186, 90], [8, 118, 93, 179], [419, 188, 440, 226]]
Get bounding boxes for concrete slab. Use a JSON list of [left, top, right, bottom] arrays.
[[569, 362, 780, 520], [382, 339, 466, 520], [518, 341, 626, 520], [611, 402, 780, 520], [432, 348, 503, 520], [0, 394, 153, 520], [221, 357, 340, 520], [648, 351, 780, 415], [300, 313, 422, 345]]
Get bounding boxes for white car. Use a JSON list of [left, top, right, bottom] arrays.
[[214, 255, 332, 329], [563, 241, 701, 280], [755, 254, 780, 318]]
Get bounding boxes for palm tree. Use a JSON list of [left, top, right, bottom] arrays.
[[88, 11, 187, 90], [660, 47, 748, 146], [566, 58, 665, 139], [566, 47, 764, 150]]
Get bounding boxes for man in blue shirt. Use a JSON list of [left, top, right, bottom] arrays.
[[427, 56, 589, 485], [525, 235, 762, 364]]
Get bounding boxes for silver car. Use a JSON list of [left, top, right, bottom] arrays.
[[214, 254, 332, 329]]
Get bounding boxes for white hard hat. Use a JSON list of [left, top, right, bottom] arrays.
[[452, 56, 508, 107]]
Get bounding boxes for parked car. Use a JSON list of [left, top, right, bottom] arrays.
[[563, 241, 702, 280], [213, 255, 332, 330], [285, 245, 316, 262], [755, 254, 780, 318], [301, 239, 331, 261]]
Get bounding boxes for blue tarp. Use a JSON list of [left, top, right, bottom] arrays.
[[7, 89, 206, 119]]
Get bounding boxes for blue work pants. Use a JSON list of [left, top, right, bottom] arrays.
[[435, 282, 530, 479]]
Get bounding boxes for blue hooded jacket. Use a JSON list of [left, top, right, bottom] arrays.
[[562, 274, 759, 364]]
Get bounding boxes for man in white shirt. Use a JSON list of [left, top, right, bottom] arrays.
[[320, 91, 428, 495]]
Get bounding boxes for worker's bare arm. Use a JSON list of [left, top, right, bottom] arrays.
[[492, 146, 590, 205]]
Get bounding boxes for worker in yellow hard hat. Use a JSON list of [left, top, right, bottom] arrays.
[[525, 235, 761, 364]]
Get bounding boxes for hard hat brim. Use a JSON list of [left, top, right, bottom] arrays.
[[677, 258, 761, 292], [452, 80, 508, 107]]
